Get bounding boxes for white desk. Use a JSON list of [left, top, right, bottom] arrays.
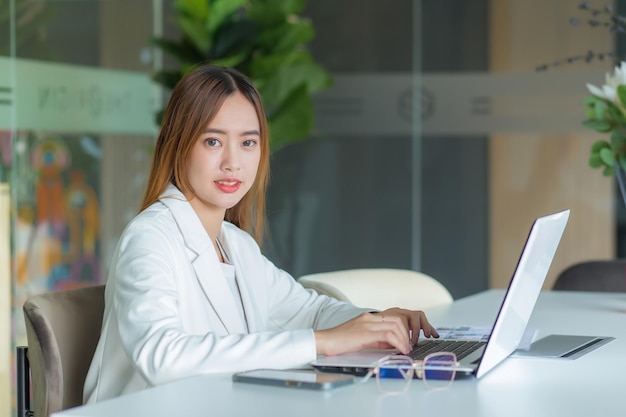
[[53, 290, 626, 417]]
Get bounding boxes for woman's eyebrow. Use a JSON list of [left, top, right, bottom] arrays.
[[241, 129, 261, 136], [203, 128, 260, 136]]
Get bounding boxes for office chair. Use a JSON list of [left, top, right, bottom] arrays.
[[17, 285, 105, 417], [552, 260, 626, 292], [298, 268, 453, 311]]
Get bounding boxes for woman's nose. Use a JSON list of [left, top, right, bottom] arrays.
[[222, 146, 241, 171]]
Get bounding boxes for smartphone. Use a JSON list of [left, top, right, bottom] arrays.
[[232, 369, 355, 391]]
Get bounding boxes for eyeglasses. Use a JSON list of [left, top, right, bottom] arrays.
[[362, 353, 458, 393]]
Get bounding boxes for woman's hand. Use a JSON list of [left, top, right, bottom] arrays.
[[314, 309, 439, 356], [375, 308, 439, 346]]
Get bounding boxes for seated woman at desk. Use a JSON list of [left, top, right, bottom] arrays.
[[83, 64, 439, 403]]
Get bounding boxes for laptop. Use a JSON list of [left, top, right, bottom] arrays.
[[311, 209, 570, 379]]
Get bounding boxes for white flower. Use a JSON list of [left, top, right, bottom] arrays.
[[587, 61, 626, 104]]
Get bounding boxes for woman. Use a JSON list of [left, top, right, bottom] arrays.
[[83, 64, 438, 403]]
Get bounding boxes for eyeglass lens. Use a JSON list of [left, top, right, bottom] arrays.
[[377, 358, 414, 393], [422, 353, 456, 389]]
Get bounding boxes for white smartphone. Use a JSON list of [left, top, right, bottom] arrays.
[[232, 369, 355, 391]]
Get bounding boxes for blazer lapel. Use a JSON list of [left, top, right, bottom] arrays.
[[158, 184, 247, 334], [190, 251, 248, 334]]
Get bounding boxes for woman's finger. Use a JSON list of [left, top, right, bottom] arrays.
[[364, 313, 411, 352]]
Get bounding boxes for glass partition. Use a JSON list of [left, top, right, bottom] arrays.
[[276, 0, 489, 297], [285, 0, 618, 298], [0, 1, 12, 409], [4, 1, 159, 413], [267, 1, 418, 278]]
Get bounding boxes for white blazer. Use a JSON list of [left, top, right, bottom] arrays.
[[84, 184, 367, 403]]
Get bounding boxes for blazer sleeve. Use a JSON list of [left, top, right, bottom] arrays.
[[224, 223, 370, 332], [260, 255, 370, 331]]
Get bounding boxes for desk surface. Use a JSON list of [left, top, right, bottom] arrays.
[[54, 290, 626, 417]]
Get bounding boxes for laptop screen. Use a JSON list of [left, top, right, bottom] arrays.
[[475, 209, 569, 378]]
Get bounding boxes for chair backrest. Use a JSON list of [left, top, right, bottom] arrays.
[[552, 260, 626, 292], [23, 285, 105, 417], [298, 268, 453, 311]]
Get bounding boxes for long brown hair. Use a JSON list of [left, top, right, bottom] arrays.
[[140, 64, 270, 244]]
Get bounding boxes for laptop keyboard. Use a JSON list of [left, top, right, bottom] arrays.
[[408, 340, 487, 360]]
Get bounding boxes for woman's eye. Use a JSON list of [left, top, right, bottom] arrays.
[[242, 139, 257, 147], [205, 138, 221, 147]]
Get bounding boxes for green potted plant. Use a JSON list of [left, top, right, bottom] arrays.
[[539, 3, 626, 203], [585, 62, 626, 177], [151, 0, 332, 152], [583, 62, 626, 206], [534, 3, 626, 176]]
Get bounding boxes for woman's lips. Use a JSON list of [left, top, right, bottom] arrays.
[[215, 179, 241, 193]]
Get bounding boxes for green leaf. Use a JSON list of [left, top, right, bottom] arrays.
[[255, 56, 332, 108], [248, 0, 306, 25], [603, 165, 615, 176], [599, 147, 616, 166], [618, 85, 626, 109], [594, 99, 605, 120], [256, 20, 314, 54], [584, 95, 598, 107], [180, 62, 201, 75], [210, 51, 249, 68], [611, 128, 626, 153], [285, 0, 307, 14], [150, 37, 205, 65], [589, 154, 603, 168], [582, 119, 613, 132], [206, 0, 247, 34], [268, 85, 313, 151], [591, 139, 611, 154], [605, 102, 626, 125], [176, 15, 212, 53], [210, 20, 258, 59], [250, 51, 309, 78], [175, 0, 209, 20], [166, 0, 214, 56]]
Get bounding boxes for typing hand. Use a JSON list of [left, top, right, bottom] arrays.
[[314, 309, 438, 356]]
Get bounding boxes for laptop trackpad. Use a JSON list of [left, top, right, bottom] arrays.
[[512, 334, 614, 359]]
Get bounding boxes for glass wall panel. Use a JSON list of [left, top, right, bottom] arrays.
[[265, 1, 419, 285], [419, 0, 489, 297], [276, 0, 619, 303], [0, 1, 12, 412], [5, 1, 159, 413], [268, 0, 489, 299]]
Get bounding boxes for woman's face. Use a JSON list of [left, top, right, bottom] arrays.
[[185, 92, 261, 220]]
